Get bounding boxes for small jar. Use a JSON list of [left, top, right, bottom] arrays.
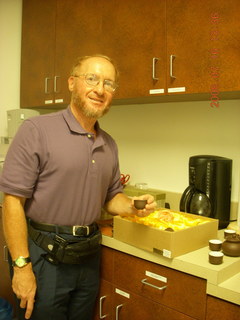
[[222, 234, 240, 257]]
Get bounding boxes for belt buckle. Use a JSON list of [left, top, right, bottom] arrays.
[[73, 225, 90, 236]]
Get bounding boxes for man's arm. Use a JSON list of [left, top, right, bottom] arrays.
[[2, 194, 36, 320]]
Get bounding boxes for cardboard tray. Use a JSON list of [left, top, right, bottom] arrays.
[[113, 212, 218, 258]]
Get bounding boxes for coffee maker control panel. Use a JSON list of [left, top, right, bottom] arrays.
[[189, 166, 196, 185], [206, 162, 211, 197]]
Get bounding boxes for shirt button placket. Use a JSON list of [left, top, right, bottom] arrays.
[[87, 134, 96, 166]]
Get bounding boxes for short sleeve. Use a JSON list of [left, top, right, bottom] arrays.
[[0, 120, 45, 198]]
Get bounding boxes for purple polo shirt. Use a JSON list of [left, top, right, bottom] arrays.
[[0, 107, 123, 225]]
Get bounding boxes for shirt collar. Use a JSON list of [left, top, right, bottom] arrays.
[[62, 106, 97, 134], [62, 106, 105, 145]]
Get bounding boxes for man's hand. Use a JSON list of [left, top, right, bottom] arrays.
[[132, 194, 156, 217], [12, 264, 37, 319]]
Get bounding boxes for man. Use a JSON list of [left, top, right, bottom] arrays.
[[0, 55, 156, 320]]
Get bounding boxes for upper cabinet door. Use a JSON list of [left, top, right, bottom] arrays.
[[166, 0, 240, 95], [21, 0, 240, 108], [101, 0, 167, 100], [54, 0, 104, 104], [21, 0, 56, 108]]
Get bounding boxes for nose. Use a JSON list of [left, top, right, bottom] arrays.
[[94, 81, 104, 95]]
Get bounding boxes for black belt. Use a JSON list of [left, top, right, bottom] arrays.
[[27, 223, 102, 264], [28, 219, 98, 237]]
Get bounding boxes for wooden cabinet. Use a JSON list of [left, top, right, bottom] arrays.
[[113, 250, 206, 320], [54, 0, 104, 104], [206, 295, 240, 320], [166, 0, 240, 97], [21, 0, 56, 108], [112, 285, 195, 320], [101, 0, 166, 100], [21, 0, 103, 108], [0, 209, 15, 309], [21, 0, 240, 108], [94, 246, 205, 319]]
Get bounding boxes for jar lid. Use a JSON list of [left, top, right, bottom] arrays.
[[225, 233, 240, 242]]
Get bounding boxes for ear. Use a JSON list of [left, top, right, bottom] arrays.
[[68, 76, 74, 92]]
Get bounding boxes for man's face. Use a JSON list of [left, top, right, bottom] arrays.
[[68, 57, 116, 119]]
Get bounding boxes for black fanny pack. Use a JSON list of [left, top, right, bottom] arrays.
[[28, 223, 102, 265]]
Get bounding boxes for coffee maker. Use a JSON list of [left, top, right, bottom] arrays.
[[179, 155, 232, 229]]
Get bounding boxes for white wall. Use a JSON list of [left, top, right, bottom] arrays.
[[0, 0, 22, 136], [99, 99, 240, 202]]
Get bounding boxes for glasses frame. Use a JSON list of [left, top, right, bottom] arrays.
[[72, 73, 118, 93]]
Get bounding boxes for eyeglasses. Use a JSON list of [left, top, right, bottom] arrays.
[[73, 73, 118, 93]]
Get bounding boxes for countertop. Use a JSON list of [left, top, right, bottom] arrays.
[[100, 224, 240, 305]]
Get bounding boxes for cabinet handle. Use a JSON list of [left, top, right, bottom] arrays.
[[115, 304, 123, 320], [99, 295, 107, 319], [44, 77, 51, 94], [3, 245, 8, 262], [54, 76, 60, 93], [141, 278, 167, 291], [170, 55, 176, 79], [152, 57, 159, 80]]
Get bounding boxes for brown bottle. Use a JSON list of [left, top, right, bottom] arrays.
[[222, 234, 240, 257]]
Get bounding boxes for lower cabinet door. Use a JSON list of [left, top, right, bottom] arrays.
[[206, 295, 240, 320], [94, 279, 113, 320], [113, 286, 196, 320]]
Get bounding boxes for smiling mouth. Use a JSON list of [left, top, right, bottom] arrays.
[[89, 97, 104, 104]]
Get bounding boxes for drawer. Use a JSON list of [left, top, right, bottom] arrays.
[[113, 251, 206, 320], [113, 285, 196, 320]]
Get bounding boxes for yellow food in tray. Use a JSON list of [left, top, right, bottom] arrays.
[[124, 209, 208, 231]]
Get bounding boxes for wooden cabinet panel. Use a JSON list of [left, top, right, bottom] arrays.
[[100, 246, 114, 283], [113, 286, 195, 320], [206, 295, 240, 320], [166, 0, 240, 95], [21, 0, 56, 108], [55, 0, 104, 104], [113, 250, 206, 320], [101, 0, 166, 100], [21, 0, 240, 108], [94, 279, 196, 320], [94, 279, 113, 320]]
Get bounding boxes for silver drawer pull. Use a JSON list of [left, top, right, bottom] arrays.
[[44, 77, 51, 94], [141, 278, 167, 290], [152, 57, 159, 80], [116, 304, 123, 320], [99, 295, 107, 319], [54, 76, 60, 93], [170, 54, 176, 79]]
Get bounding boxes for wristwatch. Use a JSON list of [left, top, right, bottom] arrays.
[[12, 256, 31, 268]]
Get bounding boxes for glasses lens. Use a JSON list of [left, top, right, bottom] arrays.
[[84, 73, 117, 92], [104, 80, 117, 92], [85, 74, 99, 86]]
